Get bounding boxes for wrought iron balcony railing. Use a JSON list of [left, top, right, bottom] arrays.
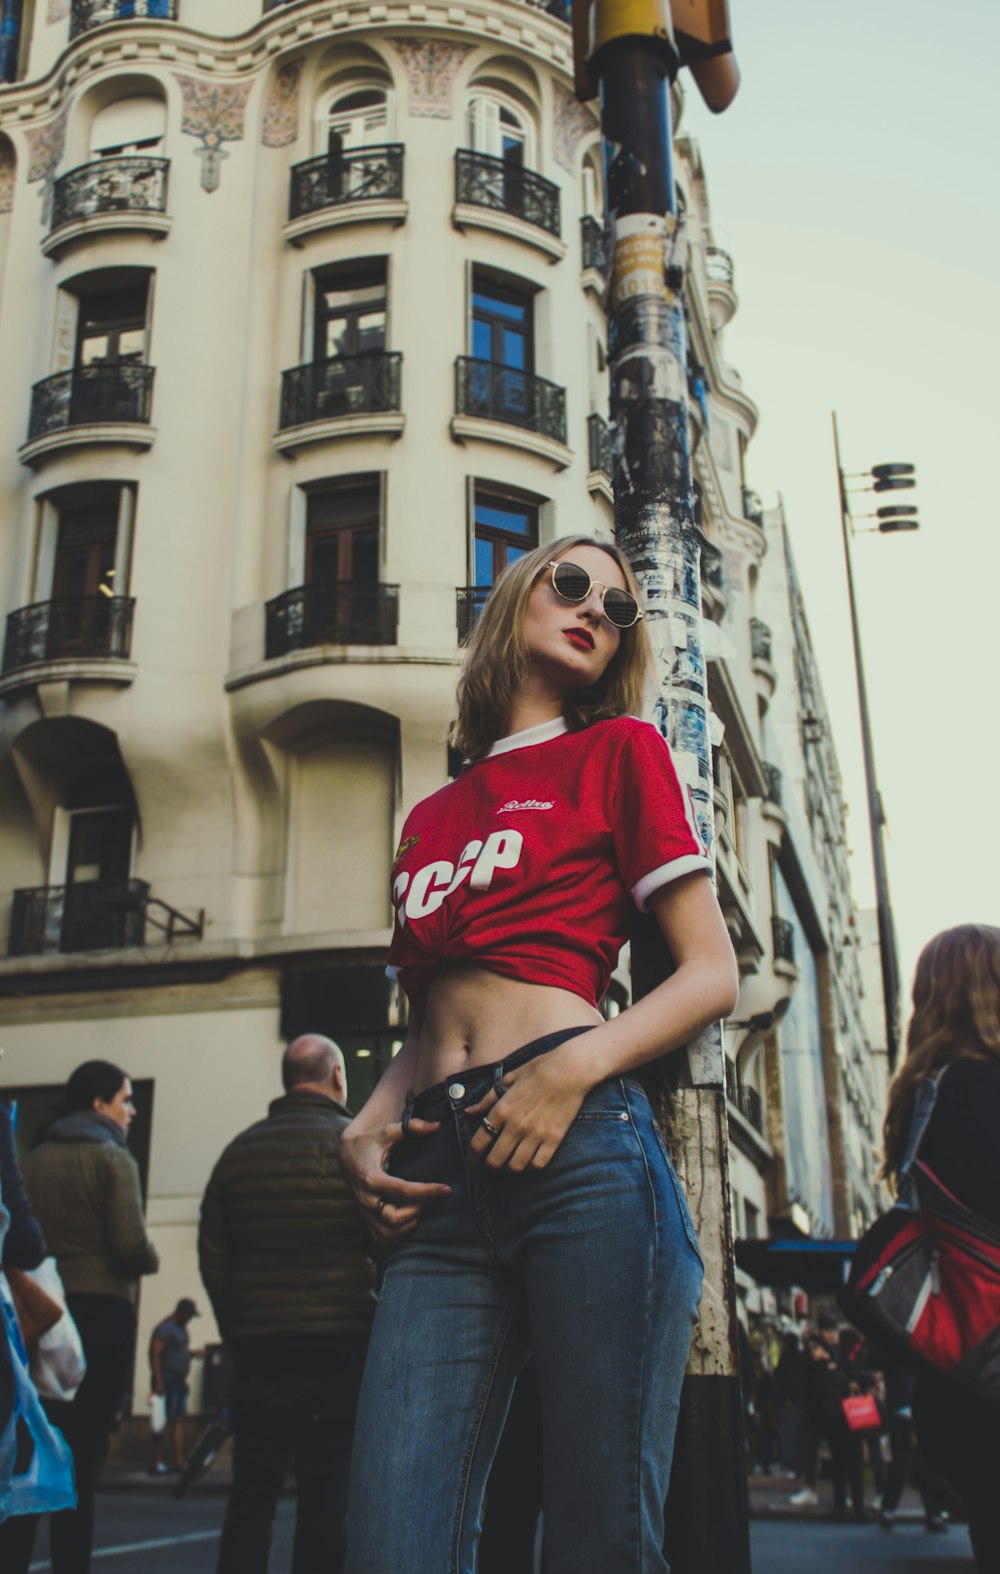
[[265, 581, 399, 658], [289, 145, 404, 220], [51, 156, 169, 233], [736, 1085, 764, 1133], [9, 879, 203, 956], [455, 357, 566, 444], [455, 150, 560, 238], [750, 617, 773, 664], [699, 535, 724, 591], [581, 215, 607, 275], [279, 351, 401, 429], [705, 245, 735, 286], [70, 0, 177, 37], [742, 486, 764, 527], [587, 412, 611, 479], [27, 363, 155, 441], [456, 585, 491, 644], [3, 596, 135, 674], [772, 916, 796, 966], [762, 761, 784, 806]]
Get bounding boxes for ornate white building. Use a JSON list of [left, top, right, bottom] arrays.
[[0, 0, 884, 1393]]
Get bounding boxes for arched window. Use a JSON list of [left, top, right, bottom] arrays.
[[320, 84, 392, 156], [466, 90, 533, 167], [581, 146, 602, 220], [89, 96, 166, 158]]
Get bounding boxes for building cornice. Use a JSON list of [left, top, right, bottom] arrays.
[[0, 1, 573, 129]]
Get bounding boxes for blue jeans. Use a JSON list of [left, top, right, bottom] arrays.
[[346, 1029, 704, 1574]]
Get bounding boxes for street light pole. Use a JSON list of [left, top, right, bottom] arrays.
[[575, 4, 749, 1567], [832, 411, 903, 1070]]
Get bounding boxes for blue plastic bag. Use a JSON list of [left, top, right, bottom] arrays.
[[0, 1272, 76, 1523]]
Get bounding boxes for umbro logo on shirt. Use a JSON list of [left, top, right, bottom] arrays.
[[496, 799, 554, 813]]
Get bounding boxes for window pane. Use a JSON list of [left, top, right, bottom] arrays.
[[475, 500, 532, 537], [79, 334, 110, 366], [501, 328, 525, 370], [352, 527, 379, 584], [472, 320, 492, 362], [475, 537, 494, 586], [356, 311, 386, 355], [118, 327, 146, 362], [473, 290, 527, 325]]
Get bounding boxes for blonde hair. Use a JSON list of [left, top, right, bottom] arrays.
[[881, 923, 1000, 1190], [452, 535, 653, 760]]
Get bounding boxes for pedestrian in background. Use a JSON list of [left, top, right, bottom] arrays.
[[198, 1035, 373, 1574], [148, 1297, 202, 1475], [773, 1329, 803, 1477], [789, 1314, 864, 1520], [876, 1356, 950, 1534], [880, 923, 1000, 1570], [14, 1060, 158, 1574]]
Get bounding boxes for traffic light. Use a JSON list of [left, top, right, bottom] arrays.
[[573, 0, 739, 110]]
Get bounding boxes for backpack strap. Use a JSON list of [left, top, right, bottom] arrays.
[[897, 1069, 948, 1208]]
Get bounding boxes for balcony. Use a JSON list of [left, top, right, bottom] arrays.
[[725, 1059, 765, 1135], [750, 617, 773, 664], [454, 358, 567, 464], [23, 364, 155, 465], [70, 0, 177, 38], [277, 352, 403, 451], [46, 156, 170, 256], [705, 245, 734, 287], [762, 761, 783, 806], [456, 585, 490, 645], [454, 151, 563, 260], [743, 486, 764, 528], [772, 916, 796, 967], [581, 216, 607, 279], [287, 145, 404, 239], [699, 535, 724, 592], [265, 582, 399, 659], [3, 597, 135, 677], [9, 879, 202, 957]]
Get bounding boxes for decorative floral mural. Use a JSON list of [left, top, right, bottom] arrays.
[[175, 74, 254, 192], [262, 60, 303, 149], [553, 81, 598, 173], [26, 105, 69, 185], [389, 39, 475, 119]]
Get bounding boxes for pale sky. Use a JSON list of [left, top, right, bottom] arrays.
[[682, 1, 1000, 1009]]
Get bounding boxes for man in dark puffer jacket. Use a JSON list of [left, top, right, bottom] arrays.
[[199, 1035, 373, 1574]]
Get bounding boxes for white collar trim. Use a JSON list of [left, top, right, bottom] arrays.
[[487, 717, 569, 757]]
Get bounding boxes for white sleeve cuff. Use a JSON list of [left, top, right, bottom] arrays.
[[632, 855, 712, 912]]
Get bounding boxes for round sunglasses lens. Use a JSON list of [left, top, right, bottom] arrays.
[[603, 590, 638, 628], [552, 564, 590, 602]]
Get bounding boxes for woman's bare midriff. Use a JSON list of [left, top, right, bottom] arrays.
[[410, 965, 603, 1094]]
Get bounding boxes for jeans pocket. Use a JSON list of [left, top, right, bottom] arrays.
[[648, 1119, 704, 1267]]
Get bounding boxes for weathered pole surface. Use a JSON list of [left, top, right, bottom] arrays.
[[595, 31, 751, 1574]]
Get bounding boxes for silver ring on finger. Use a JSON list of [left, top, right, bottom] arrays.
[[481, 1117, 501, 1138], [375, 1198, 386, 1217]]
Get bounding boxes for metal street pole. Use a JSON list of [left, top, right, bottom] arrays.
[[586, 15, 750, 1570], [832, 412, 902, 1070]]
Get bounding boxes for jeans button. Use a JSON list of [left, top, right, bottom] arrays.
[[447, 1083, 466, 1100], [619, 1112, 629, 1121]]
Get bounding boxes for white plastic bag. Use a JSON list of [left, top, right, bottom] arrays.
[[26, 1259, 86, 1403], [149, 1392, 167, 1434]]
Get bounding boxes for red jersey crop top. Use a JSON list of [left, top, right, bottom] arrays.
[[387, 714, 711, 1022]]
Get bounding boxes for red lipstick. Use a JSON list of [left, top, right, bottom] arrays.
[[563, 628, 595, 651]]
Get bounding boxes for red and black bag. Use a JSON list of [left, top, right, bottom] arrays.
[[839, 1070, 1000, 1404]]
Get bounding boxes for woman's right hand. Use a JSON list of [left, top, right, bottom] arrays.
[[340, 1117, 450, 1244]]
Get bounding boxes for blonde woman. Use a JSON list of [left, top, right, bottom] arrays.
[[341, 536, 738, 1574], [881, 924, 1000, 1571]]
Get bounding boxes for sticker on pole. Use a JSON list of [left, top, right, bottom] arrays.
[[610, 213, 674, 309]]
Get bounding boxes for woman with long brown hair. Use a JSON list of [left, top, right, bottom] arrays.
[[881, 923, 1000, 1569], [340, 535, 738, 1574]]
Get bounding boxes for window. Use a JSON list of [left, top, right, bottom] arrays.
[[473, 488, 538, 588], [326, 87, 389, 153], [52, 499, 117, 603], [76, 283, 148, 368], [466, 91, 531, 165], [314, 260, 386, 364], [59, 764, 138, 951], [89, 96, 166, 157], [582, 147, 603, 220], [306, 477, 380, 587], [472, 277, 532, 372]]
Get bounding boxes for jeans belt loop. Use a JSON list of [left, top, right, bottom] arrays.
[[492, 1062, 506, 1099], [401, 1089, 415, 1138]]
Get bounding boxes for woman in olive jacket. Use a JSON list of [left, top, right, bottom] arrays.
[[14, 1060, 159, 1574]]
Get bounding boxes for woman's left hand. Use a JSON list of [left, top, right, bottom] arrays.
[[465, 1037, 597, 1173]]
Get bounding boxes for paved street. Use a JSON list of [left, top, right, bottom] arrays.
[[19, 1477, 978, 1573]]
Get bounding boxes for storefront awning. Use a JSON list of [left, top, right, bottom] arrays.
[[735, 1237, 856, 1293]]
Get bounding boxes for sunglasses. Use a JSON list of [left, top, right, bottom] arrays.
[[547, 560, 644, 630]]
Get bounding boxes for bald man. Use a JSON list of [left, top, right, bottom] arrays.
[[199, 1035, 374, 1574]]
